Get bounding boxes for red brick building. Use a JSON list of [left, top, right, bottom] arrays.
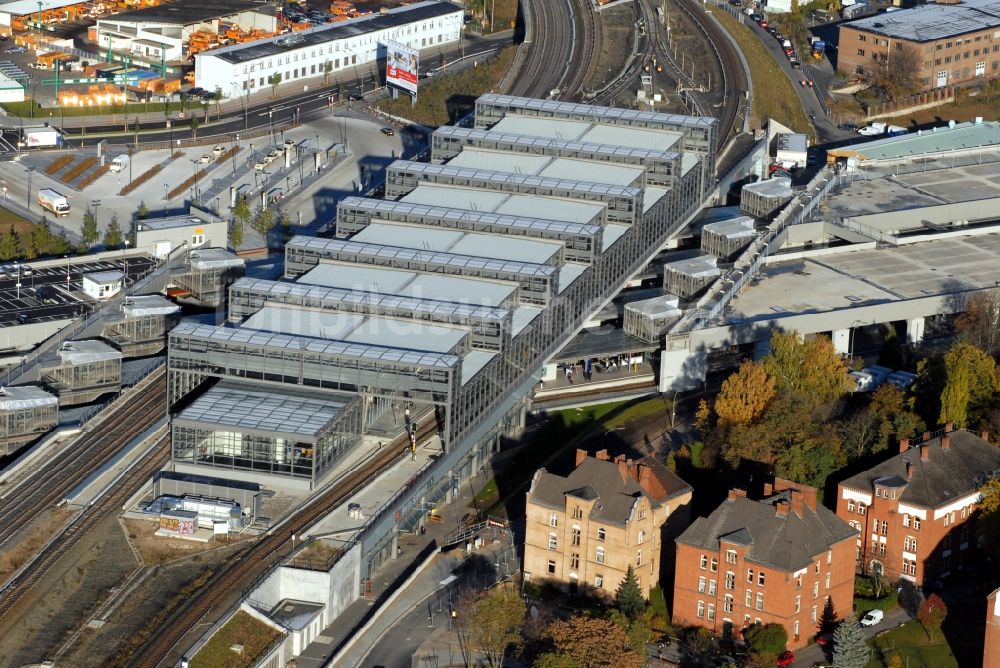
[[986, 587, 1000, 668], [673, 479, 857, 650], [836, 427, 1000, 586]]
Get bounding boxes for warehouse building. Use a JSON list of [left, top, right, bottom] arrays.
[[194, 0, 463, 97], [95, 0, 278, 62], [837, 0, 1000, 88], [164, 93, 716, 495]]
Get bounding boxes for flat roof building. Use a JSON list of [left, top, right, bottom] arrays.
[[40, 340, 122, 405], [102, 295, 183, 357], [837, 0, 1000, 88], [194, 1, 463, 97], [0, 385, 58, 454], [133, 210, 228, 257]]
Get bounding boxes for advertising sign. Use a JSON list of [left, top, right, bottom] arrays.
[[385, 41, 418, 95]]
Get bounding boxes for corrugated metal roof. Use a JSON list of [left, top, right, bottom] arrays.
[[0, 385, 57, 410], [844, 0, 1000, 42], [58, 340, 122, 364], [844, 121, 1000, 160]]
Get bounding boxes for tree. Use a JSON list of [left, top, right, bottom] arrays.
[[955, 289, 1000, 358], [20, 227, 35, 259], [0, 227, 18, 261], [762, 331, 851, 409], [134, 201, 149, 220], [917, 593, 948, 640], [31, 218, 53, 256], [214, 86, 223, 115], [50, 232, 71, 255], [462, 588, 525, 667], [838, 408, 881, 460], [744, 623, 788, 659], [82, 208, 99, 247], [615, 565, 645, 622], [870, 383, 924, 452], [323, 60, 333, 84], [534, 654, 581, 668], [939, 342, 998, 426], [831, 614, 868, 668], [233, 195, 252, 229], [978, 477, 1000, 561], [230, 218, 245, 250], [714, 359, 775, 426], [269, 72, 282, 97], [103, 215, 123, 249], [252, 207, 275, 239], [545, 615, 645, 668], [189, 114, 200, 139], [865, 43, 922, 100]]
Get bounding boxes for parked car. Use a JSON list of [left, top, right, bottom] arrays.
[[380, 127, 395, 136], [212, 145, 225, 156], [187, 87, 205, 97], [860, 609, 884, 627], [5, 46, 27, 54], [776, 651, 795, 667], [196, 154, 211, 164], [254, 159, 269, 170]]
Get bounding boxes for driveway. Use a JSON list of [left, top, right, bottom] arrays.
[[790, 606, 911, 667]]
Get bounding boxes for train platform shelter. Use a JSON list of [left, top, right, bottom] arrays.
[[0, 384, 58, 455], [39, 339, 122, 406], [169, 248, 245, 308], [101, 295, 182, 358]]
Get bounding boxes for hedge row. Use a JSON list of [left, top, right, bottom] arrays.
[[44, 155, 74, 175], [167, 169, 204, 199], [63, 157, 98, 183], [78, 164, 110, 190], [119, 162, 163, 196]]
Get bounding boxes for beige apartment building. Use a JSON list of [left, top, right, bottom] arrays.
[[524, 449, 692, 599]]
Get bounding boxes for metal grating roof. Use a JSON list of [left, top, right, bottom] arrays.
[[433, 125, 683, 162], [286, 236, 558, 278], [0, 385, 57, 410], [339, 196, 602, 237], [170, 321, 461, 369], [844, 0, 1000, 42], [388, 159, 643, 198], [477, 93, 718, 129], [232, 277, 510, 321], [176, 382, 351, 437]]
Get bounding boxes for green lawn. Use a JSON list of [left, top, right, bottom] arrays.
[[190, 610, 282, 668], [865, 620, 959, 668], [711, 8, 813, 136], [854, 576, 900, 613]]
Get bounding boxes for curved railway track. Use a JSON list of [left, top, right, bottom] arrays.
[[128, 416, 442, 668], [0, 368, 167, 548], [0, 431, 171, 618], [510, 0, 596, 100]]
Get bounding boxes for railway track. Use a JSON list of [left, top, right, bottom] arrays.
[[128, 415, 442, 668], [0, 367, 168, 548], [0, 431, 171, 618], [510, 0, 596, 99]]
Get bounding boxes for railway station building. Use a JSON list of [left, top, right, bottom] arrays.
[[40, 339, 123, 405], [0, 384, 58, 454]]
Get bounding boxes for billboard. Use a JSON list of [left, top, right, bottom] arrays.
[[385, 41, 418, 95]]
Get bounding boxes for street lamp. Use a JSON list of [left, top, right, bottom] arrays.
[[14, 261, 20, 299], [268, 108, 274, 143], [127, 144, 134, 184], [163, 183, 168, 201], [25, 166, 35, 213], [91, 199, 101, 224]]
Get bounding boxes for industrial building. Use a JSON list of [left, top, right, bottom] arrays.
[[194, 0, 463, 97], [837, 0, 1000, 87], [164, 93, 716, 501], [101, 295, 182, 357], [0, 385, 58, 454], [133, 209, 228, 256], [40, 339, 122, 405], [94, 0, 279, 62]]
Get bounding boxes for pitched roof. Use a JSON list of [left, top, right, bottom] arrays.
[[840, 430, 1000, 508], [676, 492, 857, 572], [528, 455, 692, 526]]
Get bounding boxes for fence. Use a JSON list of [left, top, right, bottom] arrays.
[[122, 122, 299, 153]]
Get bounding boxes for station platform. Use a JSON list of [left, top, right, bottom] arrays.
[[549, 327, 658, 364]]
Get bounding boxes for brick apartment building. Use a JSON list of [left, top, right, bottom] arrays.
[[673, 480, 857, 650], [837, 0, 1000, 89], [524, 449, 692, 599], [836, 426, 1000, 586], [986, 587, 1000, 668]]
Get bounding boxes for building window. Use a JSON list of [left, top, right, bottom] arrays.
[[755, 592, 764, 610], [572, 506, 582, 519], [879, 543, 887, 557], [811, 605, 818, 623], [636, 550, 643, 567], [815, 561, 821, 574], [858, 48, 866, 56], [881, 520, 888, 535], [572, 528, 581, 547], [595, 574, 604, 588], [598, 528, 606, 541], [859, 34, 866, 41], [549, 513, 558, 527], [794, 620, 800, 639], [192, 234, 205, 246], [725, 572, 735, 590], [758, 572, 765, 587], [859, 505, 867, 515], [697, 601, 705, 618], [813, 581, 819, 599], [548, 534, 557, 550], [698, 576, 706, 593], [571, 553, 580, 569], [700, 555, 708, 569], [707, 604, 716, 622], [709, 580, 717, 595], [596, 547, 605, 564], [903, 514, 910, 527], [727, 550, 737, 564], [711, 558, 718, 573], [639, 508, 646, 520], [904, 536, 917, 552], [724, 595, 734, 613], [638, 530, 645, 544], [825, 573, 831, 590], [795, 595, 800, 613], [848, 501, 856, 512], [977, 60, 986, 75], [747, 568, 754, 583], [913, 517, 921, 531], [547, 560, 556, 574], [745, 589, 752, 606], [902, 560, 916, 576], [827, 550, 832, 565]]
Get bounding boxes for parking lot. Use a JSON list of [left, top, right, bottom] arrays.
[[0, 254, 157, 328]]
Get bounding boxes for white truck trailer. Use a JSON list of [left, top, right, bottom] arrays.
[[37, 189, 70, 217], [23, 127, 62, 148]]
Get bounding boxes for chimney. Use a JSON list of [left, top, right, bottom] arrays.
[[617, 457, 629, 483], [899, 438, 910, 453], [763, 482, 774, 496], [920, 443, 930, 462], [905, 460, 913, 478], [801, 485, 818, 511], [941, 435, 950, 451], [775, 501, 789, 517], [595, 449, 610, 461], [638, 463, 654, 493], [922, 431, 931, 442], [983, 431, 991, 443], [614, 454, 626, 464], [790, 491, 805, 518], [575, 449, 588, 467], [945, 422, 954, 433], [728, 488, 747, 501]]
